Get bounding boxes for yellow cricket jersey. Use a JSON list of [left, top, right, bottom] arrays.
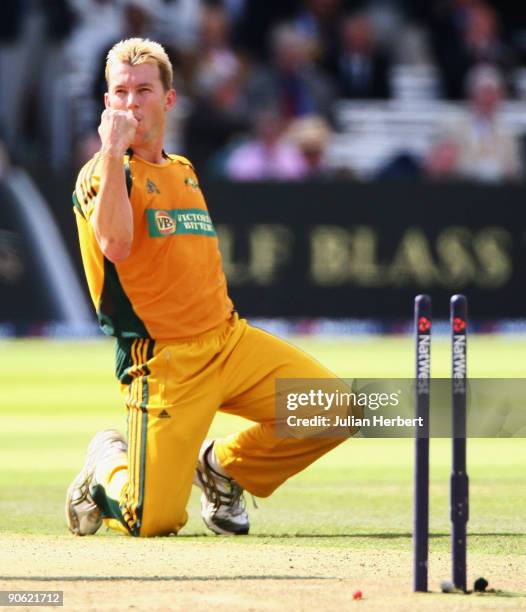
[[73, 150, 234, 339]]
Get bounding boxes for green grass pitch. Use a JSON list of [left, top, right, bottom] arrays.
[[1, 334, 524, 560]]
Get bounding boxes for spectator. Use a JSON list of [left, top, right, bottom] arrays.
[[191, 3, 243, 97], [65, 0, 124, 162], [285, 115, 333, 178], [374, 152, 422, 180], [293, 0, 344, 68], [327, 12, 392, 99], [233, 1, 300, 61], [225, 109, 308, 180], [464, 4, 516, 86], [156, 0, 203, 55], [66, 0, 124, 81], [246, 23, 335, 121], [424, 139, 461, 180], [183, 60, 249, 173], [440, 65, 522, 182], [0, 1, 74, 161], [429, 0, 516, 99]]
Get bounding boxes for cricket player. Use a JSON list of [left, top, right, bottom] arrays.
[[66, 38, 352, 538]]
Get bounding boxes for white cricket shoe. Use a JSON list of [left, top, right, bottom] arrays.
[[194, 440, 250, 535], [65, 429, 127, 536]]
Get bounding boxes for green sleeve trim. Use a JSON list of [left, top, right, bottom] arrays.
[[72, 192, 86, 220], [124, 156, 133, 196]]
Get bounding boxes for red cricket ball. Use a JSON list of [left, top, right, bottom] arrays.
[[352, 590, 363, 600]]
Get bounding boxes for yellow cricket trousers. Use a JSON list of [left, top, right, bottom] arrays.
[[96, 313, 347, 537]]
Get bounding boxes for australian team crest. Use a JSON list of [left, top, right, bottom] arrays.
[[184, 176, 200, 190], [146, 178, 160, 194]]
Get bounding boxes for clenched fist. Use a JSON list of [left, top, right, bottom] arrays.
[[98, 109, 138, 156]]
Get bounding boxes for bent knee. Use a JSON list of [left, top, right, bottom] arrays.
[[136, 511, 188, 537]]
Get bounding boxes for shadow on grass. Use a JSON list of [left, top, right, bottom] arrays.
[[174, 532, 525, 539], [0, 575, 333, 582], [437, 590, 526, 599], [430, 532, 525, 539], [484, 591, 526, 599], [1, 577, 524, 598]]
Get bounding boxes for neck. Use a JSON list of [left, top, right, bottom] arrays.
[[129, 130, 167, 164], [130, 144, 167, 164]]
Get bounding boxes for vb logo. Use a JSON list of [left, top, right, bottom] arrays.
[[154, 210, 176, 235]]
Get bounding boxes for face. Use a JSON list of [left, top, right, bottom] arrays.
[[105, 61, 176, 147], [342, 16, 372, 52], [472, 82, 501, 116]]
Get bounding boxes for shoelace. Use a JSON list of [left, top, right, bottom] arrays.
[[200, 462, 247, 516], [200, 446, 258, 512], [73, 479, 91, 504]]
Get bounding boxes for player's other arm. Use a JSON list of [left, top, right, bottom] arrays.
[[91, 109, 137, 263]]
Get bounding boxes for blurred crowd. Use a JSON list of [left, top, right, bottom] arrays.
[[1, 0, 526, 183]]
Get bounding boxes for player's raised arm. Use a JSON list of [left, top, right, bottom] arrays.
[[91, 109, 137, 263]]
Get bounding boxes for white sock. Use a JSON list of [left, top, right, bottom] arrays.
[[206, 442, 228, 477]]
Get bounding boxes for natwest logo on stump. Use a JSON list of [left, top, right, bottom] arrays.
[[452, 317, 466, 333], [154, 210, 176, 235], [418, 316, 431, 333]]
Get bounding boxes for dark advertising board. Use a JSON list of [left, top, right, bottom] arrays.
[[204, 181, 525, 319], [27, 177, 526, 323]]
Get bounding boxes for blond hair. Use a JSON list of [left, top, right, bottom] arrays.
[[105, 38, 173, 91]]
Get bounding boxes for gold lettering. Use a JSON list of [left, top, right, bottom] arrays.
[[249, 225, 292, 285], [387, 228, 439, 286], [348, 226, 383, 286], [217, 224, 291, 285], [216, 224, 251, 284], [436, 227, 476, 287], [310, 226, 350, 285], [474, 227, 512, 288]]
